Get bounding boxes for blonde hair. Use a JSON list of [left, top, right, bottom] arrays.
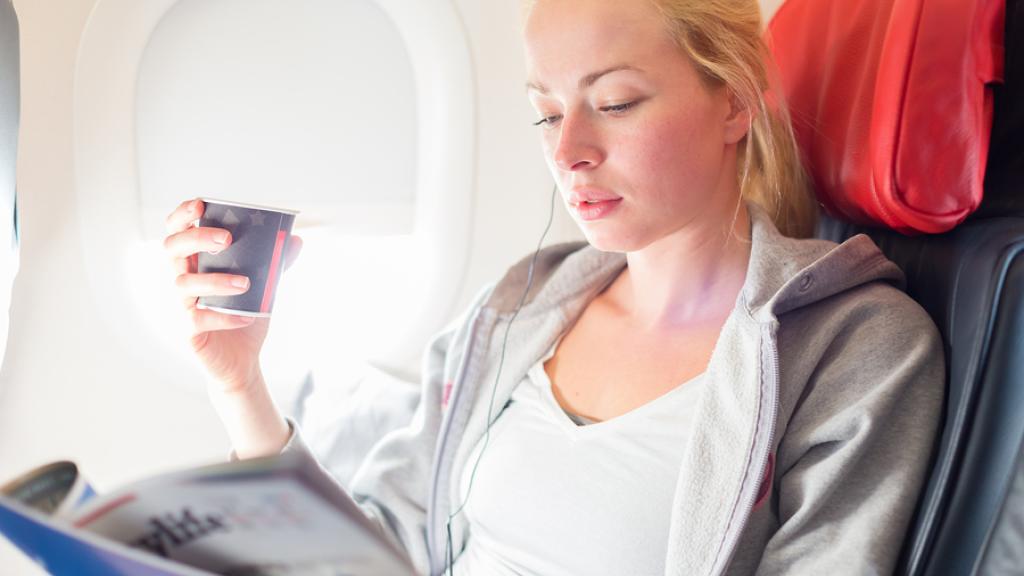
[[523, 0, 818, 238]]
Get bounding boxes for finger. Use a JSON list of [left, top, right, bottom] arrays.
[[176, 273, 251, 301], [284, 235, 303, 271], [189, 308, 256, 334], [165, 198, 206, 235], [164, 226, 232, 260], [169, 252, 202, 278]]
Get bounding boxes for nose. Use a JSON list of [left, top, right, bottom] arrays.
[[552, 111, 604, 172]]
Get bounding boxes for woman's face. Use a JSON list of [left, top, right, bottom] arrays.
[[524, 0, 749, 252]]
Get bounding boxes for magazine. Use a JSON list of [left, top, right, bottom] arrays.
[[0, 453, 417, 576]]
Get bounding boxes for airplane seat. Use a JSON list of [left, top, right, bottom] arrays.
[[977, 0, 1024, 222], [768, 0, 1023, 574]]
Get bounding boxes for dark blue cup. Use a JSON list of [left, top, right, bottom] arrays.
[[197, 199, 299, 317]]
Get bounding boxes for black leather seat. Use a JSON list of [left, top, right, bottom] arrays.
[[814, 0, 1024, 573]]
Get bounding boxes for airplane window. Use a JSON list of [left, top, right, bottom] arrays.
[[73, 0, 474, 425], [131, 0, 440, 396], [135, 0, 416, 237]]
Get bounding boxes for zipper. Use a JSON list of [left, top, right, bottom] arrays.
[[710, 321, 781, 575], [426, 307, 490, 575]]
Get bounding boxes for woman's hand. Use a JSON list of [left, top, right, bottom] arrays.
[[164, 198, 303, 458], [163, 198, 303, 396]]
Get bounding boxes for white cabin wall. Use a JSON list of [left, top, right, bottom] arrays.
[[762, 0, 786, 20], [0, 1, 127, 572], [0, 2, 161, 472]]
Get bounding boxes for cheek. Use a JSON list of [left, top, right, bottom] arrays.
[[626, 112, 722, 200]]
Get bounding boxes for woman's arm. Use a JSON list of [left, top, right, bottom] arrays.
[[757, 292, 945, 574], [164, 198, 302, 458], [268, 284, 495, 576]]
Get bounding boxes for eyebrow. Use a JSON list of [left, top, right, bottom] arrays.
[[526, 64, 643, 94]]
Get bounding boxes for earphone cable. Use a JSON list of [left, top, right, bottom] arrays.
[[445, 184, 558, 575]]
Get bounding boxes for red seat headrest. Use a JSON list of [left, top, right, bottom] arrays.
[[767, 0, 1006, 234]]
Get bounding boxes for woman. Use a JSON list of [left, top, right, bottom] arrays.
[[163, 0, 943, 574]]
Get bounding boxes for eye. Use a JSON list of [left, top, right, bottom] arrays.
[[532, 114, 563, 127], [600, 101, 639, 114]]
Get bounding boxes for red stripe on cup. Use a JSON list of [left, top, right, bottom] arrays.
[[260, 231, 287, 313]]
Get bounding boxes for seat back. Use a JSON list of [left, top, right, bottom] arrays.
[[770, 0, 1023, 573], [916, 2, 1024, 573]]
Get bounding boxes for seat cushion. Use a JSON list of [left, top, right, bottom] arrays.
[[768, 0, 1005, 234]]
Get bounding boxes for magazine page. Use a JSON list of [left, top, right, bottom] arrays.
[[0, 495, 215, 575], [68, 453, 417, 576]]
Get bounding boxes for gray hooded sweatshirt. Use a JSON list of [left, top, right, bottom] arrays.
[[282, 205, 944, 575]]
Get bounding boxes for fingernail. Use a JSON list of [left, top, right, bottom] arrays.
[[214, 231, 230, 245], [231, 277, 250, 289]]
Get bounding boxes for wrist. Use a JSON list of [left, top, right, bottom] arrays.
[[211, 365, 266, 402], [208, 370, 291, 459]]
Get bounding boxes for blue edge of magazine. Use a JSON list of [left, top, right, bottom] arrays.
[[0, 452, 417, 576]]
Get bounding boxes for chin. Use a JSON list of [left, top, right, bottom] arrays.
[[580, 229, 648, 254]]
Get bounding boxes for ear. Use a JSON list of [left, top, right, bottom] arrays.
[[723, 92, 752, 145]]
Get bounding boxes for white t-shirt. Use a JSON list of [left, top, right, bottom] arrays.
[[451, 344, 705, 575]]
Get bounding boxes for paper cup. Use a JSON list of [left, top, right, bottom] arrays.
[[197, 198, 299, 317]]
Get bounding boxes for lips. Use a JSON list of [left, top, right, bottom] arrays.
[[567, 188, 623, 222], [568, 187, 622, 207]]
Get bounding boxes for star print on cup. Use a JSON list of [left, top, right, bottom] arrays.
[[196, 198, 299, 317]]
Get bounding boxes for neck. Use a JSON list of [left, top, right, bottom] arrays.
[[608, 201, 752, 330]]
